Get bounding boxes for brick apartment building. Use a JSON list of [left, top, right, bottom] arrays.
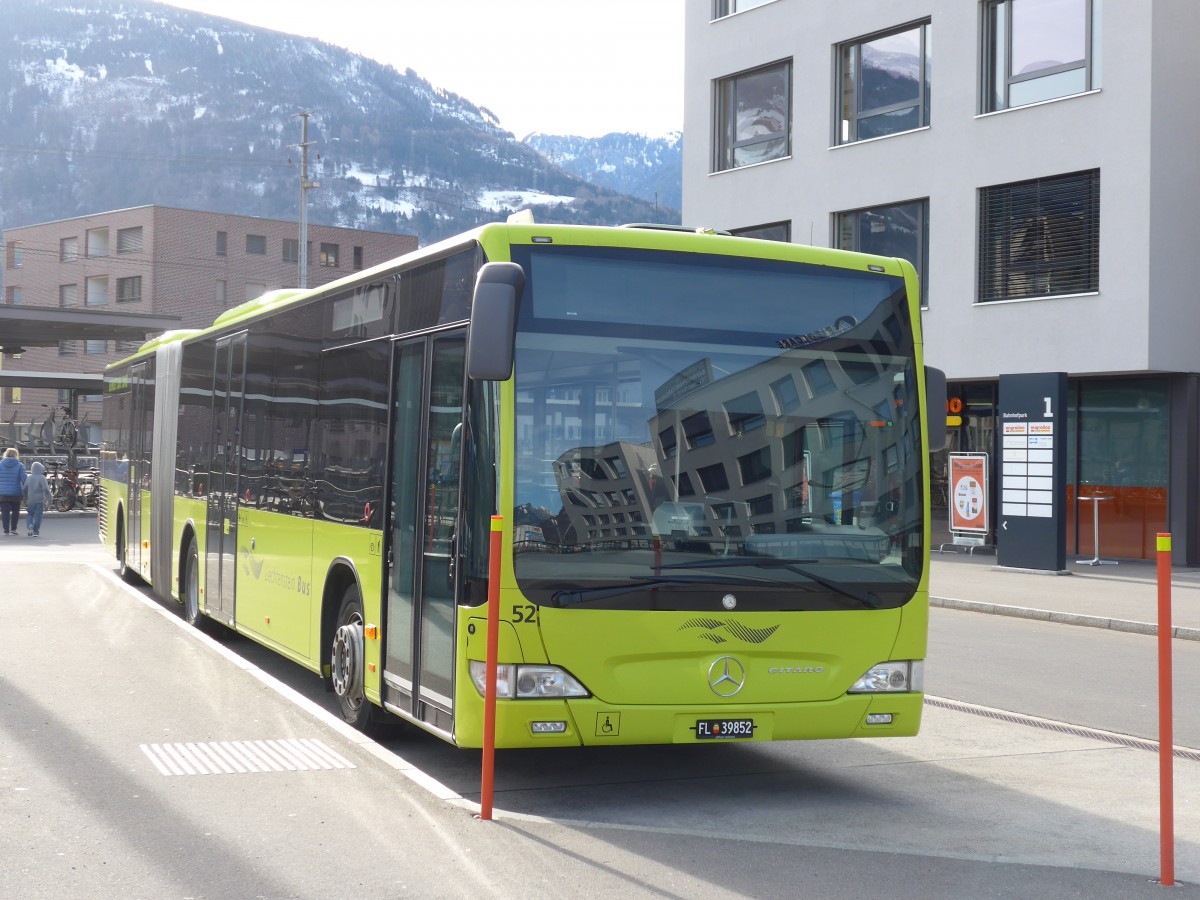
[[1, 205, 417, 437]]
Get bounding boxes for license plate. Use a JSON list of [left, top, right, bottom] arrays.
[[695, 718, 754, 740]]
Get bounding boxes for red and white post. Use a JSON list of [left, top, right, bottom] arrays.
[[1156, 533, 1174, 887], [479, 515, 503, 821]]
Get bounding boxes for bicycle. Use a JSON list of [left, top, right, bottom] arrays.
[[75, 468, 100, 509], [47, 462, 79, 512]]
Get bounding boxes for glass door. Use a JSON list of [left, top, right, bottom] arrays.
[[126, 361, 149, 575], [384, 334, 466, 729], [205, 332, 246, 626]]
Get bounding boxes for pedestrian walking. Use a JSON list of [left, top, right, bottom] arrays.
[[0, 447, 27, 536], [23, 460, 51, 537]]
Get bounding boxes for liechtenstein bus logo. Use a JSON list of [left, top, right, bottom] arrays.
[[239, 544, 265, 579], [679, 617, 779, 645]]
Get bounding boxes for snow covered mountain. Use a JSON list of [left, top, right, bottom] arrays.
[[525, 131, 682, 213], [0, 0, 681, 244]]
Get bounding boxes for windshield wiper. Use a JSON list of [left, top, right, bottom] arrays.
[[550, 572, 776, 607], [659, 557, 884, 609]]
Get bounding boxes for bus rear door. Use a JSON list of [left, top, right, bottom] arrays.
[[125, 361, 150, 577], [205, 331, 247, 627]]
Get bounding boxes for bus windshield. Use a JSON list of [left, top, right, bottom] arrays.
[[510, 244, 926, 613]]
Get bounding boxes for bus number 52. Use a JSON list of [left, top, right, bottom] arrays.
[[511, 604, 539, 625]]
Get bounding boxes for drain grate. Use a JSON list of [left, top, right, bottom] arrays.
[[140, 738, 355, 776], [927, 696, 1200, 763]]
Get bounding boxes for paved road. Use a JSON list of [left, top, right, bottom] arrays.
[[1, 513, 1197, 897], [928, 610, 1200, 748]]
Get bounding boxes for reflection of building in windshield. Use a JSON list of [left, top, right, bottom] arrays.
[[517, 303, 921, 560]]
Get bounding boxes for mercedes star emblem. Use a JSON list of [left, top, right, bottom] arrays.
[[707, 656, 746, 697]]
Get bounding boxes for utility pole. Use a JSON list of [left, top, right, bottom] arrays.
[[292, 111, 319, 289]]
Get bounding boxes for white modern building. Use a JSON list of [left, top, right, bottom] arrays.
[[684, 0, 1200, 563]]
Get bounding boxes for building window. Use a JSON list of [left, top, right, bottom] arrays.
[[116, 275, 142, 303], [715, 60, 791, 172], [319, 243, 339, 267], [683, 412, 716, 449], [116, 226, 144, 253], [115, 339, 141, 353], [730, 221, 791, 242], [86, 275, 110, 307], [59, 284, 78, 308], [725, 391, 766, 434], [58, 390, 71, 405], [5, 240, 22, 268], [216, 231, 227, 256], [283, 238, 299, 263], [59, 341, 77, 356], [836, 199, 929, 307], [983, 0, 1100, 113], [712, 0, 775, 18], [11, 388, 21, 404], [246, 234, 266, 255], [978, 169, 1100, 303], [836, 21, 931, 145], [353, 246, 364, 270], [245, 283, 266, 301], [3, 286, 21, 305], [802, 359, 835, 397], [85, 340, 108, 355], [86, 227, 109, 258], [60, 237, 79, 261], [771, 376, 800, 413], [216, 280, 226, 306]]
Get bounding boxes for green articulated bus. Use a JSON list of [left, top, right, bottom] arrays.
[[99, 219, 944, 748]]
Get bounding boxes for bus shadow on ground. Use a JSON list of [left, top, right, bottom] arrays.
[[195, 594, 1200, 883]]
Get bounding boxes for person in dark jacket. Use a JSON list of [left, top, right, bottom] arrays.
[[0, 447, 28, 535]]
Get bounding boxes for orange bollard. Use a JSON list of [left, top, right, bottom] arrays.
[[479, 515, 503, 821], [1156, 533, 1174, 886]]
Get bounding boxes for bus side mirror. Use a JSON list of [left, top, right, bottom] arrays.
[[467, 262, 526, 381], [925, 366, 947, 451]]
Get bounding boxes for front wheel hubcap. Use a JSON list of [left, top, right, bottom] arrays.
[[331, 619, 364, 709]]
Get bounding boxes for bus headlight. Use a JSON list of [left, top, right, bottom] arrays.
[[848, 660, 923, 693], [469, 661, 590, 699]]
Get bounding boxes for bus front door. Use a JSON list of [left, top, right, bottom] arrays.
[[204, 332, 247, 628], [384, 335, 466, 734]]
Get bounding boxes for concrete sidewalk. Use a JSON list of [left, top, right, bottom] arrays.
[[931, 548, 1200, 640]]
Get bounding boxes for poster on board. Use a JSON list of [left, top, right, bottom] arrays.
[[948, 452, 988, 534]]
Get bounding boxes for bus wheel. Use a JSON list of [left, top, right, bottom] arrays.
[[117, 519, 137, 584], [330, 584, 378, 732], [183, 539, 202, 627]]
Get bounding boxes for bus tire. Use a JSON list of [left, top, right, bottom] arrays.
[[117, 518, 142, 588], [330, 583, 380, 733], [183, 538, 203, 627], [116, 519, 137, 584]]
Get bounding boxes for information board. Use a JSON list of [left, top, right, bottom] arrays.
[[996, 373, 1067, 571]]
